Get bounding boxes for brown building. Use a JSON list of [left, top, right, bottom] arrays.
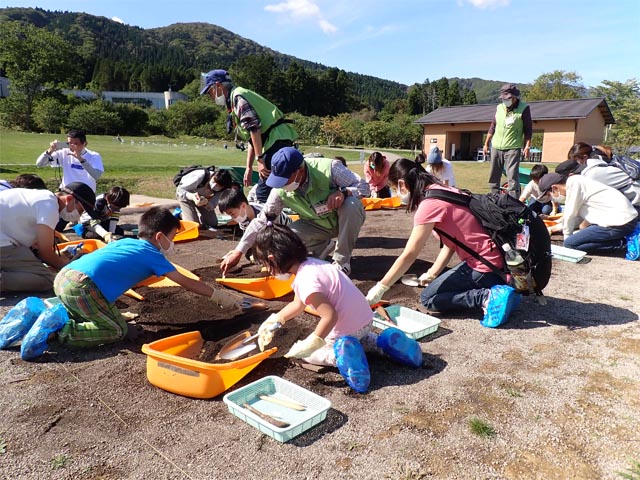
[[415, 98, 615, 163]]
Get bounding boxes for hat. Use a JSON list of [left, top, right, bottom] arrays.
[[427, 146, 442, 164], [555, 159, 586, 176], [267, 147, 304, 188], [537, 173, 567, 195], [200, 69, 232, 95], [60, 182, 98, 218], [499, 83, 520, 99]]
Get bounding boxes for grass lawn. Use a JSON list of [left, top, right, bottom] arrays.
[[0, 130, 548, 198]]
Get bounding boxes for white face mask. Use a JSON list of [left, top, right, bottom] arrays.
[[214, 87, 226, 106], [60, 199, 81, 222], [274, 272, 292, 281], [551, 193, 565, 204], [159, 234, 174, 256], [503, 98, 513, 108], [234, 206, 248, 225], [396, 181, 411, 205], [283, 171, 301, 192]]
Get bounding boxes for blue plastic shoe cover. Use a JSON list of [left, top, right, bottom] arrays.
[[625, 223, 640, 261], [481, 285, 521, 328], [376, 327, 423, 368], [334, 336, 370, 393], [0, 297, 47, 349], [20, 304, 69, 361], [72, 223, 85, 236]]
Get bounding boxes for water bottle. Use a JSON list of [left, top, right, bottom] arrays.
[[502, 243, 529, 292], [173, 207, 182, 219], [0, 297, 47, 349]]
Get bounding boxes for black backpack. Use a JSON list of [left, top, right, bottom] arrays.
[[172, 165, 215, 188], [424, 189, 552, 296], [609, 154, 640, 181]]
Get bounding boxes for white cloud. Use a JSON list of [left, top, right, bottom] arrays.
[[465, 0, 510, 8], [111, 16, 125, 24], [265, 0, 337, 34]]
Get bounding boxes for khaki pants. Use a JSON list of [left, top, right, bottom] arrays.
[[0, 245, 56, 292]]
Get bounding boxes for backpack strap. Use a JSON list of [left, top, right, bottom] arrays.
[[424, 189, 508, 282]]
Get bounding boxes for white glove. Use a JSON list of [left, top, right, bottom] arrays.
[[210, 288, 237, 309], [103, 233, 122, 244], [195, 195, 209, 207], [418, 270, 437, 286], [258, 313, 284, 351], [366, 282, 390, 305], [284, 333, 325, 359], [186, 192, 207, 206]]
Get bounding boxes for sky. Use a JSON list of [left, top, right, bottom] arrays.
[[2, 0, 639, 88]]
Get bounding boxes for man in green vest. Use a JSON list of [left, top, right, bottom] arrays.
[[483, 83, 532, 198], [219, 147, 369, 277], [200, 69, 298, 203]]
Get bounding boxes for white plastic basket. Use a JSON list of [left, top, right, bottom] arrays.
[[223, 376, 331, 443], [373, 305, 441, 340]]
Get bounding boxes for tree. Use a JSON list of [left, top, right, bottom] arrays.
[[32, 97, 69, 133], [320, 116, 344, 146], [67, 101, 122, 135], [591, 79, 640, 154], [523, 70, 585, 101], [0, 21, 80, 130]]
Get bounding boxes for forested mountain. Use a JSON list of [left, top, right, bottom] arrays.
[[0, 7, 407, 109]]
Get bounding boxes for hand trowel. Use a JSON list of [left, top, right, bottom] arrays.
[[216, 322, 282, 361]]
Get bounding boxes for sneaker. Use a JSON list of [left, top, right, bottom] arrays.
[[625, 223, 640, 261], [481, 285, 521, 328], [376, 327, 423, 368], [332, 261, 351, 277], [20, 304, 69, 361], [318, 239, 337, 260], [334, 336, 370, 393]]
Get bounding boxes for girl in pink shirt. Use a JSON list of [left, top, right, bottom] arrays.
[[364, 152, 391, 198], [253, 223, 422, 393], [366, 158, 521, 328]]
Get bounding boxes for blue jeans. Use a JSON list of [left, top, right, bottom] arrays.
[[564, 218, 638, 253], [527, 199, 552, 215], [420, 262, 505, 313]]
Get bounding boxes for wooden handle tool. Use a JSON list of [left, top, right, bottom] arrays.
[[259, 394, 306, 411], [243, 403, 290, 428]]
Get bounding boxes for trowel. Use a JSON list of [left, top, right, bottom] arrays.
[[216, 322, 282, 361]]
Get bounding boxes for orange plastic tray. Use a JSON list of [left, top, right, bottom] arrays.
[[379, 196, 401, 209], [141, 331, 277, 399], [216, 275, 294, 299], [136, 263, 199, 288], [57, 238, 106, 252], [174, 220, 200, 242], [361, 198, 382, 210]]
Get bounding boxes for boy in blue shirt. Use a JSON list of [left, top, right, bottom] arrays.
[[21, 207, 231, 357]]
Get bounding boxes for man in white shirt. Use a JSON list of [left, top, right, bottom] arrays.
[[36, 129, 104, 192], [0, 182, 97, 292]]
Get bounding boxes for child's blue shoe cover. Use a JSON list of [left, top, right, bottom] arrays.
[[481, 285, 521, 328], [376, 327, 423, 368], [334, 336, 370, 393], [625, 222, 640, 261], [20, 304, 69, 361], [0, 297, 47, 349]]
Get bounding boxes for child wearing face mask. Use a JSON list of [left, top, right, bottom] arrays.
[[77, 186, 131, 243], [253, 223, 422, 393], [36, 207, 227, 355], [364, 151, 391, 198], [217, 187, 292, 231]]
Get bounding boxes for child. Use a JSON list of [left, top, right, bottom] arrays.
[[19, 207, 231, 358], [217, 187, 291, 231], [424, 146, 456, 187], [77, 186, 131, 242], [253, 223, 422, 393], [519, 164, 557, 215], [364, 152, 391, 198]]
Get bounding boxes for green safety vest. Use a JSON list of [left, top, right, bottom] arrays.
[[230, 87, 298, 153], [492, 101, 528, 151], [278, 157, 338, 231]]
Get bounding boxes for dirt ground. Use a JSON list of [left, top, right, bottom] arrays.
[[1, 203, 639, 480]]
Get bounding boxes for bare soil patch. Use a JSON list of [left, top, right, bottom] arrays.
[[1, 207, 639, 480]]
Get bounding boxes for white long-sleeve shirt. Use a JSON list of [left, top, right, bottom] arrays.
[[562, 175, 638, 238], [36, 147, 103, 191]]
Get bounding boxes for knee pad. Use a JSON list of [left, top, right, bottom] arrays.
[[377, 327, 423, 368], [334, 336, 370, 393]]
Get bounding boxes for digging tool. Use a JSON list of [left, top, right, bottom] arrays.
[[216, 322, 282, 361], [242, 403, 289, 428]]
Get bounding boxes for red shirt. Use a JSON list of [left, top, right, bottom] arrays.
[[414, 185, 504, 273]]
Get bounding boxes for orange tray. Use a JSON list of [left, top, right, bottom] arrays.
[[136, 263, 199, 288], [216, 275, 294, 299], [174, 220, 200, 242], [142, 331, 277, 399]]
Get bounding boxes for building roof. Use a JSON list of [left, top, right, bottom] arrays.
[[415, 97, 615, 125]]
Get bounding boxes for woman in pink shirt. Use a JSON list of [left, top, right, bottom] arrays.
[[366, 158, 521, 328], [364, 152, 391, 198], [253, 223, 422, 393]]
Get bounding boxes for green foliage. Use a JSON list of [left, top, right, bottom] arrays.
[[523, 70, 585, 101], [164, 100, 220, 136], [32, 97, 69, 133], [591, 79, 640, 154], [67, 101, 122, 134], [50, 454, 68, 470], [468, 417, 496, 438], [617, 458, 640, 480]]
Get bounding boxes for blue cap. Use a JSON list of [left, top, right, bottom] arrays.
[[427, 146, 442, 164], [266, 147, 304, 188], [200, 69, 232, 95]]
